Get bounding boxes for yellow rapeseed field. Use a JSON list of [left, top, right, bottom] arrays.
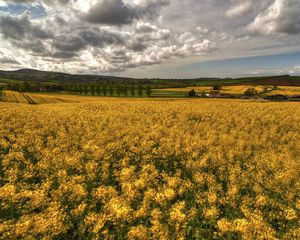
[[0, 99, 299, 240], [0, 91, 79, 104], [156, 85, 300, 96]]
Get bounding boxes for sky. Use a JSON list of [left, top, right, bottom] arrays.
[[0, 0, 300, 78]]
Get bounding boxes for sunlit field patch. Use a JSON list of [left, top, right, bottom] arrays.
[[155, 85, 300, 96]]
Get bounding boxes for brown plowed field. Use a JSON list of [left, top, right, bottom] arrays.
[[241, 76, 300, 86]]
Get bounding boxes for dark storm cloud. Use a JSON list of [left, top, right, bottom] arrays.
[[14, 39, 47, 53], [52, 36, 86, 52], [82, 0, 169, 25], [0, 13, 52, 40], [79, 29, 125, 46], [48, 28, 127, 59], [82, 0, 134, 25]]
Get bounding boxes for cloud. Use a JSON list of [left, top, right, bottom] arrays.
[[134, 22, 170, 41], [81, 0, 134, 25], [248, 0, 300, 35], [226, 1, 252, 18], [5, 0, 169, 25], [0, 13, 52, 40], [81, 0, 169, 25], [0, 56, 19, 64], [0, 0, 299, 76], [0, 7, 220, 73], [0, 1, 7, 6]]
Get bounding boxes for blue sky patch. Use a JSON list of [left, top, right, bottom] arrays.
[[0, 3, 47, 18]]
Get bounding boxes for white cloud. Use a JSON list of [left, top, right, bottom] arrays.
[[226, 1, 252, 18], [0, 1, 7, 7], [248, 0, 300, 35]]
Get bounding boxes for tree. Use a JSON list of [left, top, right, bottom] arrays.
[[96, 84, 101, 96], [213, 85, 222, 91], [116, 85, 121, 96], [138, 84, 143, 97], [146, 85, 152, 97], [0, 86, 3, 100], [123, 85, 128, 97], [73, 84, 79, 94], [244, 88, 257, 97], [90, 84, 95, 95], [84, 85, 89, 95], [11, 83, 21, 92], [78, 84, 83, 95], [109, 84, 114, 96], [130, 85, 135, 97], [188, 89, 196, 97], [65, 84, 72, 93], [22, 81, 32, 92], [103, 84, 108, 96]]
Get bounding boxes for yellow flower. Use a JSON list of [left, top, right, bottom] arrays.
[[127, 225, 149, 239], [217, 218, 231, 233], [120, 166, 136, 182], [155, 188, 176, 205], [203, 206, 219, 220], [233, 218, 249, 233], [0, 184, 16, 199], [108, 197, 132, 220], [169, 201, 186, 223], [284, 208, 297, 221], [207, 191, 218, 204], [255, 195, 268, 207]]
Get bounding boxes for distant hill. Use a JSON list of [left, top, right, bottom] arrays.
[[0, 69, 299, 86], [0, 69, 131, 83]]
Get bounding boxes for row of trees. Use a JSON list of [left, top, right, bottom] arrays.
[[4, 82, 153, 97], [5, 82, 63, 92], [0, 86, 3, 99], [63, 83, 152, 97]]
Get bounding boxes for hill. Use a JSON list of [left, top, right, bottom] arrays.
[[0, 69, 300, 87], [0, 69, 130, 83]]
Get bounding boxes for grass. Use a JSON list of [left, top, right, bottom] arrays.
[[0, 78, 22, 84]]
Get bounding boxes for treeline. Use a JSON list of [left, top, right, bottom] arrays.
[[4, 82, 63, 92], [0, 85, 3, 99], [3, 81, 153, 97], [63, 83, 152, 97]]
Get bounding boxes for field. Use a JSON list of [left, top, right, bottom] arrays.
[[240, 76, 300, 86], [0, 91, 80, 104], [154, 86, 300, 97], [0, 98, 299, 240]]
